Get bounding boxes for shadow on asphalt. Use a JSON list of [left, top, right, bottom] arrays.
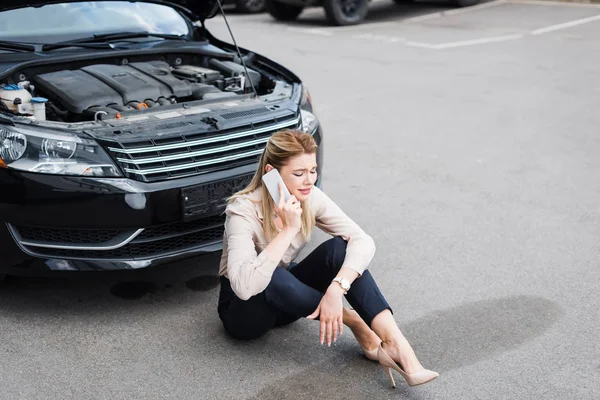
[[249, 295, 563, 399], [0, 252, 222, 306]]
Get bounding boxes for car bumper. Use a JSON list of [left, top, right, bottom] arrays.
[[0, 125, 323, 273]]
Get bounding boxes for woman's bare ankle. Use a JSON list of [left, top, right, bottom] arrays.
[[381, 337, 424, 373], [381, 335, 407, 348], [344, 309, 380, 350]]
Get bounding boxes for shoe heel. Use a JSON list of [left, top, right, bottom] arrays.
[[383, 366, 396, 388]]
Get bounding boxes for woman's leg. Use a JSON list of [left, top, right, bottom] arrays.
[[262, 237, 351, 318], [343, 307, 381, 352], [219, 238, 351, 339], [296, 237, 427, 372], [370, 311, 426, 374], [218, 276, 279, 340], [288, 237, 388, 350]]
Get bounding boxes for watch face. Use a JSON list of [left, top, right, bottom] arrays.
[[334, 277, 350, 291], [340, 279, 350, 290]]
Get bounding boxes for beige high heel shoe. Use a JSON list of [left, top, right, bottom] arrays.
[[377, 345, 439, 388]]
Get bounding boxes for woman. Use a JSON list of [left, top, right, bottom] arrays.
[[217, 129, 438, 387]]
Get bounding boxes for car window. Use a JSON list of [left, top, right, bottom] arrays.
[[0, 2, 190, 43]]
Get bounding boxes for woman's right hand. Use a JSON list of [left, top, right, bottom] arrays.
[[275, 182, 302, 233]]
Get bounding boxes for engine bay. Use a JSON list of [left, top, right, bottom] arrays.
[[0, 56, 271, 123]]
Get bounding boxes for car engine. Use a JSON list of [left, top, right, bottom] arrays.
[[0, 59, 263, 122]]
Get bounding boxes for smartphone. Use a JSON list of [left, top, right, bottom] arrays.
[[262, 169, 291, 206]]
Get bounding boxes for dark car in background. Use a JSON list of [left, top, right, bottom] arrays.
[[0, 0, 323, 274], [267, 0, 481, 26], [226, 0, 266, 13]]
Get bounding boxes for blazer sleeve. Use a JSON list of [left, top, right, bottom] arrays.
[[312, 187, 376, 276], [224, 199, 279, 300]]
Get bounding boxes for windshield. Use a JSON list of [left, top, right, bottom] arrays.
[[0, 2, 190, 43]]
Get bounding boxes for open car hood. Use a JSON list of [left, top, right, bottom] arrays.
[[0, 0, 219, 21]]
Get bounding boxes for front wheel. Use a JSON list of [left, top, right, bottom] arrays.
[[266, 0, 304, 21], [323, 0, 369, 26]]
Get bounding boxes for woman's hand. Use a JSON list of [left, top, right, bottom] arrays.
[[274, 182, 302, 234], [306, 284, 345, 346]]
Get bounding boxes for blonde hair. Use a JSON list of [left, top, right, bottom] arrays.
[[229, 129, 318, 241]]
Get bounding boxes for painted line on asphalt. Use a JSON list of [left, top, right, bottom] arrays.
[[508, 0, 600, 8], [436, 0, 508, 16], [287, 27, 334, 36], [351, 32, 523, 49], [404, 41, 440, 49], [353, 33, 405, 42], [403, 34, 523, 49], [432, 34, 525, 48], [530, 14, 600, 35]]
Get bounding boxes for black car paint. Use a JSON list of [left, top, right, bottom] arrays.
[[0, 1, 323, 274]]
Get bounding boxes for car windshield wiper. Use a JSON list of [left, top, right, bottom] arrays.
[[41, 42, 122, 51], [88, 31, 189, 42], [41, 32, 187, 51], [0, 40, 36, 52]]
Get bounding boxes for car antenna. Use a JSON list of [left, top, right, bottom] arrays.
[[214, 0, 260, 99]]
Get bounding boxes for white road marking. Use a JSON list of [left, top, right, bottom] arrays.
[[357, 33, 522, 49], [356, 33, 522, 49], [439, 0, 508, 16], [404, 41, 441, 49], [287, 27, 334, 36], [432, 34, 524, 49], [353, 33, 404, 43], [530, 14, 600, 35], [508, 0, 600, 8]]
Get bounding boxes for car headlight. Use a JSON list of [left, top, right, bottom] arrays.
[[300, 86, 319, 134], [0, 125, 121, 177]]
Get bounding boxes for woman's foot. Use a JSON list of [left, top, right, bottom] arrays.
[[344, 308, 381, 357], [381, 337, 425, 374], [377, 345, 438, 387]]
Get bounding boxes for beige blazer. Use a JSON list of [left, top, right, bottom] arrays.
[[218, 186, 376, 300]]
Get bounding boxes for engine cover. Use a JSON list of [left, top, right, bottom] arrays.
[[33, 61, 193, 114]]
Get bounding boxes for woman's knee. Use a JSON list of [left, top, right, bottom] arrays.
[[264, 267, 301, 307], [326, 237, 348, 270], [221, 310, 274, 341], [223, 322, 270, 341]]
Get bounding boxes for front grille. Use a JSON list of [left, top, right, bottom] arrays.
[[105, 113, 300, 182], [13, 215, 225, 261], [136, 215, 224, 241], [16, 226, 122, 244]]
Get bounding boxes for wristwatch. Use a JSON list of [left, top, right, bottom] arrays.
[[332, 277, 351, 293]]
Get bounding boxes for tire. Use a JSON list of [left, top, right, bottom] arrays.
[[451, 0, 480, 6], [323, 0, 369, 26], [265, 0, 304, 21], [236, 0, 267, 13]]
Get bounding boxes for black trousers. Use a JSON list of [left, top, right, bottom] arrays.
[[218, 237, 392, 340]]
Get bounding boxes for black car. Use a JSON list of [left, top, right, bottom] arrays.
[[266, 0, 481, 26], [0, 1, 323, 274]]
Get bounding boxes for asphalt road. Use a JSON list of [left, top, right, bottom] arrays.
[[2, 1, 600, 399]]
